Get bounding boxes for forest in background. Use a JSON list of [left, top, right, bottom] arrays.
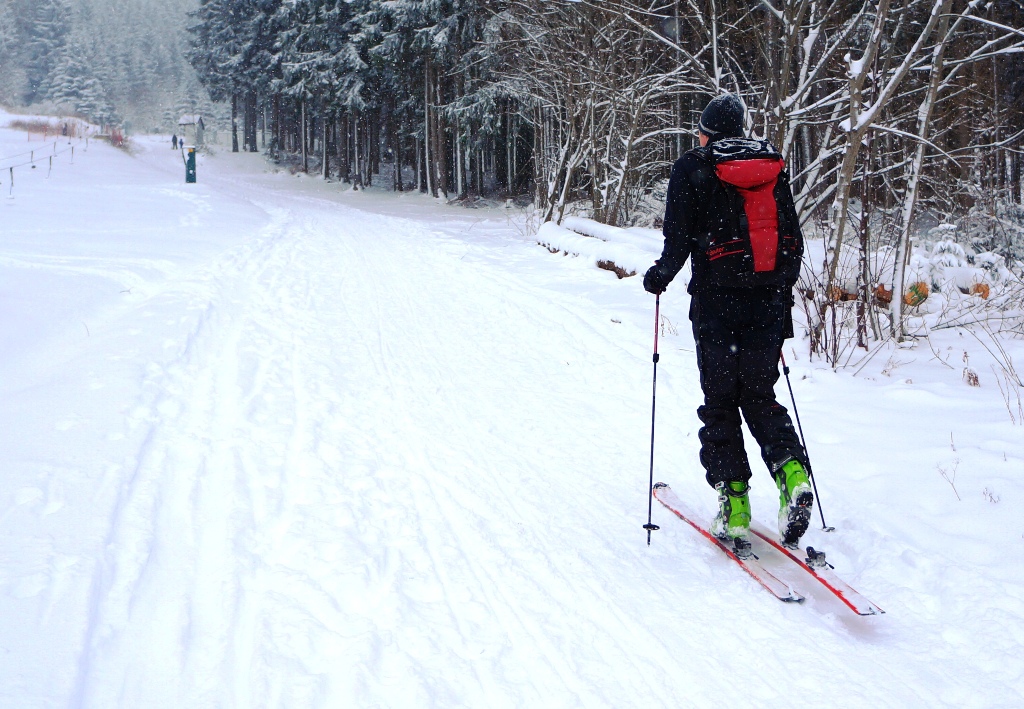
[[0, 0, 210, 131], [1, 0, 1023, 362], [186, 0, 1024, 360]]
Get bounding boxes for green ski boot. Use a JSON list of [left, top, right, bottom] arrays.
[[710, 480, 752, 558], [775, 458, 814, 547]]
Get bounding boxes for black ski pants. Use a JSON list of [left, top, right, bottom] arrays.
[[689, 286, 804, 488]]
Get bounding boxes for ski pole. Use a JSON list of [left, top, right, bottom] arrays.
[[644, 294, 661, 545], [780, 351, 834, 532]]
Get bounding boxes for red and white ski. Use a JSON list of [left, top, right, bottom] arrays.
[[652, 483, 804, 604], [750, 527, 884, 616]]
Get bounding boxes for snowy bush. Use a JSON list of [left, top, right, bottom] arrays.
[[905, 229, 999, 298], [963, 201, 1024, 265]]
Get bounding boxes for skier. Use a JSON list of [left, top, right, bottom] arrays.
[[643, 94, 813, 556], [172, 134, 178, 150]]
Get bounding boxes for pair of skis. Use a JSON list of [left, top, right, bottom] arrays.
[[652, 482, 883, 616]]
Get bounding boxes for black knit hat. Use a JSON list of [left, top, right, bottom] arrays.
[[698, 94, 745, 139]]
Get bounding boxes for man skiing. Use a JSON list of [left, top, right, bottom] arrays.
[[643, 94, 813, 556]]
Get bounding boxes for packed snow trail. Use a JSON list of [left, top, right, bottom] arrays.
[[2, 131, 1023, 708], [67, 195, 699, 707]]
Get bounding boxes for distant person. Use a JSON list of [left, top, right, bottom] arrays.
[[172, 134, 178, 150], [643, 93, 811, 558]]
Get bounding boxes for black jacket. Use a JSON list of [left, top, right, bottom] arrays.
[[657, 138, 803, 294]]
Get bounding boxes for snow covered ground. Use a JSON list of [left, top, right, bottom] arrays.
[[1, 113, 1023, 708]]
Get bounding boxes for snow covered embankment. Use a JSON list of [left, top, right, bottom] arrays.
[[537, 216, 662, 279]]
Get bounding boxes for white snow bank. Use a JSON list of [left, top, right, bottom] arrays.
[[537, 217, 661, 276], [561, 215, 663, 253]]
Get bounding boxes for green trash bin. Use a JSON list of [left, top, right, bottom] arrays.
[[185, 147, 197, 184]]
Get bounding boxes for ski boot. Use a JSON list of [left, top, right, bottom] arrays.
[[711, 480, 752, 558], [774, 458, 814, 547]]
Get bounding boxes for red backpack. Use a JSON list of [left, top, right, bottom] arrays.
[[698, 138, 803, 287]]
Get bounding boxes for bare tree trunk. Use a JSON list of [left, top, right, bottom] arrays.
[[301, 100, 308, 172], [343, 114, 351, 181], [856, 138, 872, 349], [416, 135, 423, 192], [1011, 151, 1021, 204], [231, 94, 239, 153], [424, 63, 434, 197], [506, 110, 513, 194], [826, 0, 951, 294], [322, 117, 329, 180], [710, 0, 719, 90], [273, 95, 281, 154], [393, 112, 402, 192], [245, 92, 258, 152], [456, 115, 464, 197], [478, 147, 484, 194], [891, 0, 956, 340], [512, 113, 520, 194], [369, 116, 377, 185], [353, 114, 361, 188], [336, 117, 344, 179], [370, 117, 376, 186], [434, 76, 447, 198]]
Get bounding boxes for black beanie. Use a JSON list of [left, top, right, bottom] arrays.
[[698, 94, 745, 139]]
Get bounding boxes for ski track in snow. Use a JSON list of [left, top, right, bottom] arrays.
[[67, 200, 687, 708], [1, 131, 1022, 708]]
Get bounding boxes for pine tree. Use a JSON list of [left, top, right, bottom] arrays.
[[46, 38, 91, 108], [76, 75, 117, 127], [187, 0, 283, 149], [0, 0, 26, 104], [22, 0, 72, 105]]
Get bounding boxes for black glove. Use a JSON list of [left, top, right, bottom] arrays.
[[643, 261, 675, 294]]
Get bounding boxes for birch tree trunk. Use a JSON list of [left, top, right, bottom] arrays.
[[826, 0, 952, 296], [891, 1, 960, 340]]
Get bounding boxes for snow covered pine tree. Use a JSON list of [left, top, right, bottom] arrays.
[[644, 94, 813, 558]]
